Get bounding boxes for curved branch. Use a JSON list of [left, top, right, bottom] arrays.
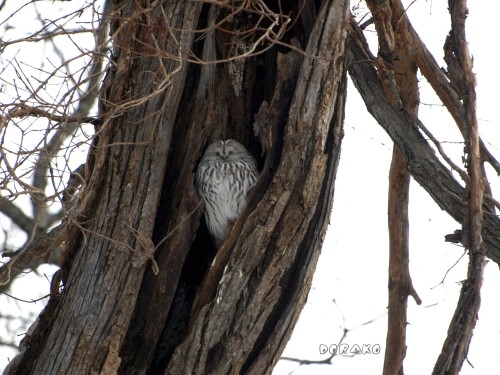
[[0, 221, 65, 293], [0, 198, 34, 234], [347, 21, 500, 264], [0, 163, 84, 294]]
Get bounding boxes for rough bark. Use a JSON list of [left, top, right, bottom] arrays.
[[433, 1, 486, 373], [11, 2, 204, 374], [7, 1, 350, 374], [165, 1, 349, 373], [364, 1, 423, 373], [5, 1, 500, 374], [385, 148, 411, 375]]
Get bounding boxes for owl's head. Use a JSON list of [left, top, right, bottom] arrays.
[[203, 139, 252, 161]]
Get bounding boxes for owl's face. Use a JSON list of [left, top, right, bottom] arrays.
[[203, 139, 250, 162]]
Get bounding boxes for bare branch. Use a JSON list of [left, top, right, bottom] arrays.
[[363, 2, 423, 374], [0, 3, 111, 298], [4, 105, 100, 126], [0, 221, 65, 293], [31, 1, 110, 221], [398, 7, 500, 176], [433, 0, 486, 372], [347, 20, 500, 265], [0, 198, 34, 234]]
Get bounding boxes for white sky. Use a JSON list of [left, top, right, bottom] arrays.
[[1, 1, 499, 374]]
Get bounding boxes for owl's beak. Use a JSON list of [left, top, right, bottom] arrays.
[[221, 141, 227, 159]]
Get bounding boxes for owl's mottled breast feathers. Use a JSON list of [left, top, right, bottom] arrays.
[[195, 139, 259, 247]]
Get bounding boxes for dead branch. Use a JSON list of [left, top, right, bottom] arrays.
[[398, 6, 500, 176], [364, 2, 422, 374], [4, 106, 100, 126], [0, 221, 65, 291], [0, 198, 34, 234], [280, 306, 386, 368], [0, 161, 84, 292], [0, 0, 111, 298], [347, 20, 500, 265], [31, 0, 110, 222], [432, 0, 486, 373]]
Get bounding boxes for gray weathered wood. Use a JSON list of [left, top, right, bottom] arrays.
[[165, 1, 350, 373]]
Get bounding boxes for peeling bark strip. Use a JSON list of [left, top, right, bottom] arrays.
[[364, 1, 423, 374], [347, 22, 500, 264], [166, 1, 350, 373], [433, 0, 486, 373]]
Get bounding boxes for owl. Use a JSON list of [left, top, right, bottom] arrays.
[[195, 139, 259, 247]]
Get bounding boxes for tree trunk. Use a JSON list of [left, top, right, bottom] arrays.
[[7, 1, 350, 374]]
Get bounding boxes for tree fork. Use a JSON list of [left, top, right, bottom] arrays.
[[6, 1, 351, 374]]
